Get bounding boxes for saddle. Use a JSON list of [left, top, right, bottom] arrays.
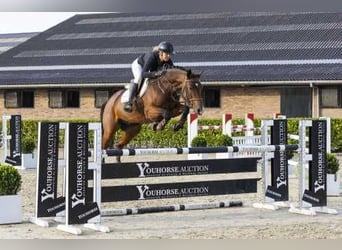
[[121, 79, 149, 104]]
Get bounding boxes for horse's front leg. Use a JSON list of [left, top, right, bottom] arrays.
[[173, 105, 190, 131], [145, 108, 172, 131]]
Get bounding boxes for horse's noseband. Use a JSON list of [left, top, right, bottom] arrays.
[[182, 79, 202, 107]]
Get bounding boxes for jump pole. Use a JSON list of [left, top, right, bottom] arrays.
[[289, 119, 337, 215], [29, 122, 109, 235], [2, 115, 22, 167], [103, 145, 299, 157], [253, 116, 292, 210], [57, 122, 110, 235], [29, 122, 68, 228], [188, 113, 257, 147], [101, 201, 243, 216]]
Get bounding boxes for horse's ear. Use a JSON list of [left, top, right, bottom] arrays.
[[198, 70, 204, 77], [192, 70, 204, 78]]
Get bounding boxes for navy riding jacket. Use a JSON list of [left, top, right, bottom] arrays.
[[137, 51, 173, 78]]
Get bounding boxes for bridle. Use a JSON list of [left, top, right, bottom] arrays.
[[181, 79, 203, 107], [157, 72, 202, 107]]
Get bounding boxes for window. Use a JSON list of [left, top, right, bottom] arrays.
[[95, 90, 109, 108], [49, 90, 63, 108], [49, 90, 80, 108], [4, 90, 34, 108], [66, 90, 80, 107], [94, 89, 120, 108], [320, 88, 340, 108], [203, 87, 220, 108]]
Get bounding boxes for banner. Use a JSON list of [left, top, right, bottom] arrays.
[[88, 158, 259, 179], [302, 120, 327, 207], [89, 179, 259, 202], [67, 123, 100, 224], [266, 119, 289, 201], [5, 115, 22, 166], [36, 122, 65, 217]]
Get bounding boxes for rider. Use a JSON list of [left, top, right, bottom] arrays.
[[124, 41, 175, 112]]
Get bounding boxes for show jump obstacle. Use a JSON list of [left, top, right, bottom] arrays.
[[187, 113, 259, 148], [29, 116, 337, 235], [1, 115, 22, 166]]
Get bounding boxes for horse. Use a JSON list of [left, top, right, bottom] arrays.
[[100, 67, 204, 162]]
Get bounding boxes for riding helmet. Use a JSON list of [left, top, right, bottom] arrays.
[[158, 41, 175, 54]]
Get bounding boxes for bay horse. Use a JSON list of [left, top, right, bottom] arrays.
[[100, 67, 204, 162]]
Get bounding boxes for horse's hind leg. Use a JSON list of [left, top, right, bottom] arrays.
[[101, 108, 119, 149], [115, 124, 142, 162], [102, 124, 118, 149]]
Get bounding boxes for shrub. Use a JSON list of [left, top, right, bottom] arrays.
[[0, 164, 22, 195], [211, 134, 233, 146], [327, 153, 340, 174], [21, 136, 36, 154], [191, 136, 207, 147]]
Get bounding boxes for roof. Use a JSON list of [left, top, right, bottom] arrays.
[[1, 12, 342, 87], [0, 32, 37, 54]]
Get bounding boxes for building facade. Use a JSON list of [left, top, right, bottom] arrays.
[[1, 12, 342, 120]]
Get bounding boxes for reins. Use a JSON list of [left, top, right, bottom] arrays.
[[152, 70, 202, 107]]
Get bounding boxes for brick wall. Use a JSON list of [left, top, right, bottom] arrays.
[[321, 108, 342, 118], [0, 87, 295, 121], [202, 87, 281, 119], [0, 89, 101, 121]]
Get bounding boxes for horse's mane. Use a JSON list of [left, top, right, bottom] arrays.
[[160, 65, 192, 77]]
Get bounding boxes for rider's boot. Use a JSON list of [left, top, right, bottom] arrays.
[[124, 82, 137, 112]]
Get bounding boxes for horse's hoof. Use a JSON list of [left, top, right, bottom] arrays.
[[156, 124, 165, 131], [148, 123, 158, 131], [173, 123, 182, 131]]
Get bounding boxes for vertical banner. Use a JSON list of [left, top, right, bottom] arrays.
[[37, 122, 65, 217], [5, 115, 22, 166], [68, 123, 99, 225], [265, 119, 288, 201], [303, 120, 327, 207]]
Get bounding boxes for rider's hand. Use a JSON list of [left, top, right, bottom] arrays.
[[153, 71, 163, 77]]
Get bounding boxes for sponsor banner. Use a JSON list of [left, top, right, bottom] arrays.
[[37, 122, 65, 217], [88, 158, 259, 179], [265, 185, 286, 201], [88, 179, 258, 202], [305, 120, 327, 207], [302, 189, 325, 207], [5, 115, 21, 166], [267, 119, 288, 201], [68, 123, 99, 224]]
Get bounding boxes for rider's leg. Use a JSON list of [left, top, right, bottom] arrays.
[[124, 81, 137, 112], [124, 59, 142, 112]]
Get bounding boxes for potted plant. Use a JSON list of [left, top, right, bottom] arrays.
[[0, 164, 22, 224], [21, 136, 37, 169], [326, 153, 340, 196]]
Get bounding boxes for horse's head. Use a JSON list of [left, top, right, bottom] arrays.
[[183, 70, 204, 115], [161, 67, 204, 115]]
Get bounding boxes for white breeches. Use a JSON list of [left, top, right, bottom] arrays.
[[131, 58, 143, 83]]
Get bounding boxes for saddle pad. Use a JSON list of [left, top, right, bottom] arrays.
[[139, 79, 149, 98], [120, 79, 149, 103]]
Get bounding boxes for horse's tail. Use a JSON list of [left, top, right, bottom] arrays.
[[100, 101, 107, 136]]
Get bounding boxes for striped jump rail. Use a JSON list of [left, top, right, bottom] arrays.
[[101, 200, 243, 216], [103, 144, 299, 157]]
